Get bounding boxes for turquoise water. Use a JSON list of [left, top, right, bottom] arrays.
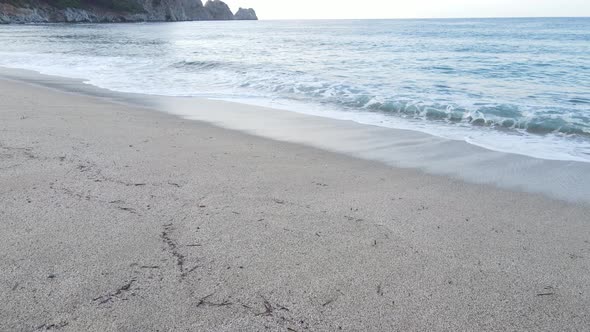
[[1, 18, 589, 161]]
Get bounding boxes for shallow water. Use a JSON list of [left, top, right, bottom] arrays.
[[1, 18, 589, 161], [3, 66, 590, 203]]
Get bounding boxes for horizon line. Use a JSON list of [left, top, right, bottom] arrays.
[[256, 16, 590, 21]]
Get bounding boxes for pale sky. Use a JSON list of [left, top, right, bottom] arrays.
[[225, 0, 590, 20]]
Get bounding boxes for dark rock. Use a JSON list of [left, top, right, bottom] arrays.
[[204, 0, 234, 20], [234, 7, 257, 20]]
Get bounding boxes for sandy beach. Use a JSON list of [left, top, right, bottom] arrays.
[[1, 76, 589, 331]]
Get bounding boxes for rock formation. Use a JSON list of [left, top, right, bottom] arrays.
[[203, 0, 233, 20], [234, 7, 257, 20], [138, 0, 213, 21], [0, 0, 258, 23]]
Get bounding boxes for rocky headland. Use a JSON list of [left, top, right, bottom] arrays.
[[0, 0, 257, 23]]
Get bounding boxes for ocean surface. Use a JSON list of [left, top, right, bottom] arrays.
[[1, 18, 589, 162]]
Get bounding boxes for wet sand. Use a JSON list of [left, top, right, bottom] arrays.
[[1, 77, 589, 331]]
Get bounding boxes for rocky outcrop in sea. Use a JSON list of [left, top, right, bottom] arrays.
[[0, 0, 257, 23], [234, 7, 257, 20]]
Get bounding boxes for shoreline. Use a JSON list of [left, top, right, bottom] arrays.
[[1, 70, 590, 330], [1, 66, 589, 204]]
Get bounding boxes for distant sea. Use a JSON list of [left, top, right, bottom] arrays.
[[1, 18, 589, 161]]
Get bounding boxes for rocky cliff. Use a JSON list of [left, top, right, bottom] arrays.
[[203, 0, 232, 20], [0, 0, 257, 23]]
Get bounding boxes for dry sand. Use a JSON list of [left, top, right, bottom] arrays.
[[1, 77, 589, 331]]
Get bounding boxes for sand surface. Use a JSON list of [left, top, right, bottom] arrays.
[[1, 78, 589, 331]]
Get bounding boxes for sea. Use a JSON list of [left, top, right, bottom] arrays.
[[1, 18, 589, 162]]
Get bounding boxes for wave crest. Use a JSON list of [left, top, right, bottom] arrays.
[[172, 60, 227, 70], [362, 99, 590, 137]]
